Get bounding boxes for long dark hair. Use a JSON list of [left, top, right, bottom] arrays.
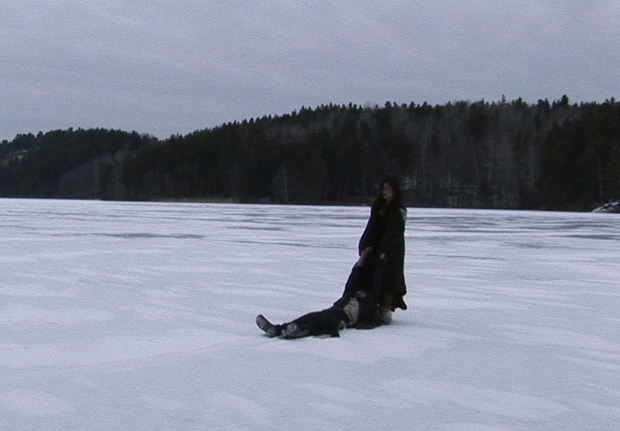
[[375, 175, 403, 209]]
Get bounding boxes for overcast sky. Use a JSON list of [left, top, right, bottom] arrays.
[[2, 0, 619, 142]]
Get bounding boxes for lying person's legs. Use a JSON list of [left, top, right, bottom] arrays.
[[256, 308, 350, 339]]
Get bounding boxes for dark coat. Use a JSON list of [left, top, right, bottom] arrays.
[[358, 201, 407, 311], [332, 262, 378, 328]]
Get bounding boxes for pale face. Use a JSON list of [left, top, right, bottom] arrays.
[[382, 182, 394, 204]]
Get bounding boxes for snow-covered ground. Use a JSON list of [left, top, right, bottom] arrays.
[[1, 199, 619, 431]]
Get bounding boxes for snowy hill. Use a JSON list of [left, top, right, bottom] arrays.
[[1, 200, 619, 430], [593, 199, 620, 213]]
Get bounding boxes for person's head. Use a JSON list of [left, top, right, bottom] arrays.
[[377, 175, 403, 208]]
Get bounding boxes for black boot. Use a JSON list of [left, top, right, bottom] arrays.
[[256, 314, 282, 337]]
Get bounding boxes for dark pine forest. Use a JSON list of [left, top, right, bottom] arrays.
[[1, 96, 619, 210]]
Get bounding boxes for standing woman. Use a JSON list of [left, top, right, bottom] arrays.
[[359, 175, 408, 324]]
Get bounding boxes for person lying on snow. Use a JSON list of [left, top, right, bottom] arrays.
[[255, 249, 388, 339]]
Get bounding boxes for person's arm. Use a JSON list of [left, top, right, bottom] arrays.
[[358, 206, 379, 255]]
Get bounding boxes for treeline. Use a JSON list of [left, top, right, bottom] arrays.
[[1, 97, 619, 210], [0, 128, 155, 200]]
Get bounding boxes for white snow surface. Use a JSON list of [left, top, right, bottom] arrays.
[[1, 199, 619, 431]]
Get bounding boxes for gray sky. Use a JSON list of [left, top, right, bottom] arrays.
[[2, 0, 619, 142]]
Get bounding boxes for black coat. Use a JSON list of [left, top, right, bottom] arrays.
[[358, 201, 407, 311], [332, 262, 378, 328]]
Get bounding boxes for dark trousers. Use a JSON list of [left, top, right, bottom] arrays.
[[287, 308, 349, 338]]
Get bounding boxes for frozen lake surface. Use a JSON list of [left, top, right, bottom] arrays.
[[1, 199, 619, 430]]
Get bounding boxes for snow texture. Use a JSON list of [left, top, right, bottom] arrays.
[[1, 199, 619, 431]]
